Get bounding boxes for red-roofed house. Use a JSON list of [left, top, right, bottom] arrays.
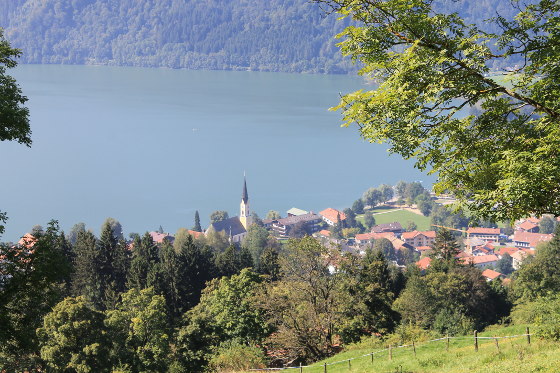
[[482, 269, 504, 281], [18, 233, 37, 249], [462, 254, 499, 268], [401, 230, 436, 248], [517, 220, 539, 233], [467, 227, 500, 243], [416, 246, 432, 253], [416, 257, 432, 270], [513, 231, 553, 249], [319, 208, 346, 226], [187, 230, 204, 239], [511, 249, 536, 269], [354, 231, 395, 244], [497, 247, 518, 257], [149, 232, 175, 244], [318, 229, 331, 237]]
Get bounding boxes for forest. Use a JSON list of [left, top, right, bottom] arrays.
[[0, 0, 517, 73], [2, 213, 560, 372]]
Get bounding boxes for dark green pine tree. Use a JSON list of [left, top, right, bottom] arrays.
[[257, 246, 280, 281], [429, 229, 462, 272], [95, 221, 130, 309], [192, 210, 202, 232], [71, 230, 103, 307], [215, 244, 253, 277], [127, 232, 161, 291], [160, 239, 182, 318]]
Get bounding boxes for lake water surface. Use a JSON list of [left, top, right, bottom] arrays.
[[0, 65, 432, 241]]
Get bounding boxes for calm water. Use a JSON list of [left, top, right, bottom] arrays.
[[0, 65, 432, 241]]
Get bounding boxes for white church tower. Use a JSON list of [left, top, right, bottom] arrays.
[[239, 175, 252, 230]]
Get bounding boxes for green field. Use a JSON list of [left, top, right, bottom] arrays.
[[357, 209, 431, 231], [250, 325, 560, 373]]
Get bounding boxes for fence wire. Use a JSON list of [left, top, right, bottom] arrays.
[[249, 332, 532, 371]]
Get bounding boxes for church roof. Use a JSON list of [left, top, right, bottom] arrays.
[[210, 216, 247, 237], [242, 176, 249, 203]]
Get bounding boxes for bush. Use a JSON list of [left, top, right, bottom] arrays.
[[432, 309, 475, 336], [512, 295, 560, 341], [384, 323, 433, 347], [209, 343, 266, 372]]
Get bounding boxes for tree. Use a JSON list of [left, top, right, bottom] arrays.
[[320, 0, 560, 221], [127, 232, 161, 292], [257, 247, 280, 281], [513, 225, 560, 301], [495, 253, 514, 275], [67, 222, 86, 246], [343, 208, 357, 228], [539, 215, 556, 234], [215, 245, 252, 278], [373, 238, 395, 261], [351, 199, 364, 214], [105, 288, 171, 372], [378, 184, 394, 203], [405, 221, 418, 232], [210, 211, 229, 224], [0, 29, 30, 146], [429, 229, 461, 272], [102, 217, 124, 240], [266, 210, 281, 220], [177, 269, 269, 371], [362, 187, 382, 207], [258, 237, 343, 362], [37, 297, 109, 372], [363, 211, 376, 229], [157, 225, 164, 234], [192, 210, 202, 232], [242, 224, 270, 268], [0, 221, 72, 368]]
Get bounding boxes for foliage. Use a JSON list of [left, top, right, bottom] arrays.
[[0, 221, 72, 369], [0, 28, 31, 146], [351, 199, 364, 214], [37, 296, 109, 372], [362, 187, 382, 207], [208, 342, 266, 373], [495, 253, 514, 275], [105, 287, 171, 372], [512, 295, 560, 341], [266, 210, 281, 220], [363, 211, 375, 229], [192, 210, 202, 232], [210, 210, 229, 224], [323, 0, 560, 221], [242, 224, 270, 268], [430, 204, 470, 230], [538, 215, 556, 234], [127, 232, 160, 293], [258, 237, 344, 362], [177, 269, 269, 371], [512, 226, 560, 301], [215, 245, 253, 278], [428, 229, 461, 272], [0, 0, 352, 74]]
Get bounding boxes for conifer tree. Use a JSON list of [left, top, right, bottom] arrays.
[[429, 229, 461, 272], [193, 210, 202, 232], [128, 233, 160, 291]]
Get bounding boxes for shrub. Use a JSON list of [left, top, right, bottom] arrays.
[[209, 343, 266, 372], [511, 294, 560, 341]]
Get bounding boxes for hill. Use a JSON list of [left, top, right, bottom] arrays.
[[0, 0, 518, 73], [251, 325, 560, 373]]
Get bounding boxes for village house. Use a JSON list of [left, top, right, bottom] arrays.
[[481, 269, 504, 281], [371, 222, 403, 235], [287, 207, 308, 217], [511, 249, 536, 270], [401, 230, 436, 248], [354, 231, 395, 244], [416, 257, 432, 271], [270, 213, 323, 238], [319, 208, 346, 226], [149, 231, 175, 244], [517, 219, 540, 233], [513, 231, 553, 249], [466, 227, 500, 243], [461, 254, 499, 268]]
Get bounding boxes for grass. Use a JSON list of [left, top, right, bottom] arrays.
[[357, 209, 431, 231], [254, 325, 560, 373]]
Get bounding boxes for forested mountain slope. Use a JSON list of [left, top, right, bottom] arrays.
[[0, 0, 516, 73]]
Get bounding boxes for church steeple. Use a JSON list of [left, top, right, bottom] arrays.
[[240, 174, 252, 229]]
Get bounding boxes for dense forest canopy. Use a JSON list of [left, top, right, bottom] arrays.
[[0, 0, 517, 73]]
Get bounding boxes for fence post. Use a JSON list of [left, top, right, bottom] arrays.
[[371, 352, 374, 364], [526, 327, 531, 345], [389, 345, 393, 361], [474, 330, 478, 352], [300, 363, 302, 373], [323, 363, 327, 373], [446, 334, 450, 351], [494, 337, 500, 352], [348, 359, 351, 370], [412, 340, 416, 357]]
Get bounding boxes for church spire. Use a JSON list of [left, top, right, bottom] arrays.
[[242, 174, 249, 203]]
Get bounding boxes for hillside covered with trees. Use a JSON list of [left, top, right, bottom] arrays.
[[0, 0, 516, 73]]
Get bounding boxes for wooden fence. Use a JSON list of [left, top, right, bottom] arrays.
[[250, 327, 532, 372]]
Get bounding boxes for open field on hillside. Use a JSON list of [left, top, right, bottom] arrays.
[[246, 325, 560, 373], [357, 209, 431, 231]]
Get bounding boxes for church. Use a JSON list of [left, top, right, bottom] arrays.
[[206, 176, 252, 243]]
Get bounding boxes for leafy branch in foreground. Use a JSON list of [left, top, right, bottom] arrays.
[[317, 0, 560, 221]]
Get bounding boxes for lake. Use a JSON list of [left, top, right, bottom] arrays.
[[0, 64, 432, 241]]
